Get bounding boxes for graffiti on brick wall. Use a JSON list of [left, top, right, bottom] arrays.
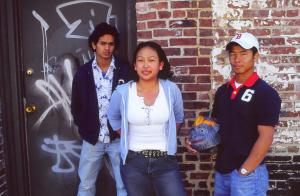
[[30, 0, 117, 174]]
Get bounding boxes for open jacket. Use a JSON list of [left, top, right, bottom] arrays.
[[108, 79, 184, 164], [71, 58, 130, 145]]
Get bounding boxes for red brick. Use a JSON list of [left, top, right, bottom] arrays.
[[287, 9, 299, 17], [282, 56, 300, 63], [265, 0, 277, 7], [270, 47, 297, 54], [148, 2, 168, 10], [170, 38, 197, 46], [198, 0, 211, 8], [184, 29, 197, 36], [286, 38, 300, 45], [137, 23, 146, 32], [271, 10, 286, 17], [182, 92, 197, 101], [199, 48, 212, 55], [184, 48, 198, 56], [199, 154, 213, 162], [184, 84, 211, 91], [163, 48, 181, 56], [185, 154, 199, 161], [199, 181, 209, 188], [147, 21, 166, 28], [173, 10, 186, 18], [179, 163, 196, 171], [189, 66, 211, 74], [152, 40, 168, 47], [281, 19, 300, 26], [199, 19, 212, 27], [259, 38, 286, 46], [197, 75, 211, 83], [272, 28, 300, 36], [190, 172, 210, 179], [183, 180, 196, 188], [199, 29, 213, 37], [198, 58, 210, 65], [184, 111, 196, 119], [187, 10, 199, 18], [247, 29, 271, 36], [200, 11, 212, 17], [199, 163, 213, 170], [137, 31, 152, 39], [184, 101, 210, 109], [136, 12, 156, 21], [171, 1, 192, 9], [173, 76, 196, 83], [243, 10, 269, 18], [288, 146, 299, 153], [199, 38, 214, 46], [153, 29, 181, 37], [169, 57, 197, 66], [158, 11, 171, 19], [186, 189, 193, 196]]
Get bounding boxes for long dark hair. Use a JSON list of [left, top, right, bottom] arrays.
[[131, 41, 173, 81]]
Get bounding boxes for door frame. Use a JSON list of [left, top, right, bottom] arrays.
[[0, 0, 136, 195], [0, 0, 30, 195]]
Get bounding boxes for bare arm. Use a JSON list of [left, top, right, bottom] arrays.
[[241, 125, 274, 173]]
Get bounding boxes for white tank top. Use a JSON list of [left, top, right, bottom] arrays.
[[127, 82, 169, 151]]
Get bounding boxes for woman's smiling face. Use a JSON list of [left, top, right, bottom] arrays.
[[134, 46, 164, 82]]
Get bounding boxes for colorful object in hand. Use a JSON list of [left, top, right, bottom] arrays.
[[189, 115, 220, 151]]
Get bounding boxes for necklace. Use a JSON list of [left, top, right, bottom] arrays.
[[136, 82, 159, 106]]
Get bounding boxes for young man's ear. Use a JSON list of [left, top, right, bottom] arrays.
[[92, 42, 96, 51], [254, 52, 259, 62]]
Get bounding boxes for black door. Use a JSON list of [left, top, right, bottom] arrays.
[[21, 1, 135, 195]]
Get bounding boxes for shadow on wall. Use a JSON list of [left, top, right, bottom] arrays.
[[288, 178, 300, 196]]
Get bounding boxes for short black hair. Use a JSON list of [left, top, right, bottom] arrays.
[[131, 41, 173, 81], [226, 42, 258, 55], [88, 22, 120, 50]]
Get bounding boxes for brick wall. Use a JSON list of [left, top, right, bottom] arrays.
[[135, 0, 300, 195], [0, 100, 7, 195]]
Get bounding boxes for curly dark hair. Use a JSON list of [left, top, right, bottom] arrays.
[[88, 22, 120, 51], [131, 41, 173, 81]]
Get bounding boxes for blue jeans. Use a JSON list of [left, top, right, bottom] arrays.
[[121, 151, 186, 196], [77, 139, 126, 196], [214, 164, 269, 196]]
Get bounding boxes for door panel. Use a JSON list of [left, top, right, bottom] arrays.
[[22, 1, 134, 195]]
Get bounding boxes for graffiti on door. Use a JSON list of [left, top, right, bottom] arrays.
[[30, 0, 118, 174]]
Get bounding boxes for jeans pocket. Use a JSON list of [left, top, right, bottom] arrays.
[[125, 151, 137, 164]]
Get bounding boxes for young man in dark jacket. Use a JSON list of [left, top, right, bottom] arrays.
[[71, 22, 129, 196]]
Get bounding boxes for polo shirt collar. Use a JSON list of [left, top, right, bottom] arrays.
[[227, 72, 259, 99]]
